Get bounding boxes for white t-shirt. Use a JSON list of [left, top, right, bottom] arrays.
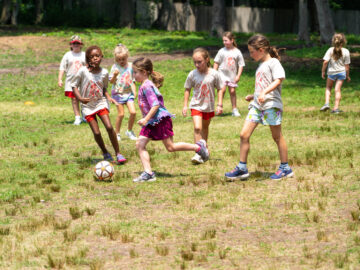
[[214, 47, 245, 83], [71, 66, 110, 117], [109, 63, 134, 95], [323, 47, 350, 75], [59, 51, 86, 92], [184, 68, 224, 112], [250, 58, 285, 111]]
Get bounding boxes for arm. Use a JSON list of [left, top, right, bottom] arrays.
[[235, 66, 243, 83], [321, 60, 329, 79], [58, 70, 64, 87], [182, 88, 191, 116], [138, 105, 160, 126], [104, 89, 119, 106], [109, 70, 119, 84], [345, 64, 350, 82], [131, 83, 137, 98], [258, 78, 284, 104], [72, 86, 90, 104], [213, 62, 219, 70], [245, 94, 254, 102], [216, 86, 226, 115]]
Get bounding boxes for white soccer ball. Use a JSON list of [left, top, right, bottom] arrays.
[[94, 161, 114, 181]]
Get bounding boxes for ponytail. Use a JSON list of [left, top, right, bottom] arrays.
[[151, 71, 164, 88], [248, 34, 280, 60], [133, 57, 164, 88], [269, 46, 280, 60]]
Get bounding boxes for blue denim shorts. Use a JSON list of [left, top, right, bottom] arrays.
[[246, 106, 282, 126], [112, 92, 134, 104], [328, 72, 346, 81]]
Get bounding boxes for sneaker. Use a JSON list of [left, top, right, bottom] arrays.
[[320, 104, 330, 111], [133, 171, 156, 183], [73, 117, 82, 125], [191, 153, 204, 164], [116, 134, 121, 141], [232, 108, 241, 117], [270, 168, 294, 180], [82, 117, 87, 123], [125, 130, 137, 140], [103, 152, 113, 161], [195, 139, 209, 162], [330, 109, 343, 114], [116, 153, 127, 164], [225, 166, 249, 180]]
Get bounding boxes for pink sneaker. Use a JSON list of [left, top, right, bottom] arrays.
[[116, 153, 127, 164]]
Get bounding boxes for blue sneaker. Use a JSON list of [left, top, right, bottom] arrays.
[[103, 152, 113, 161], [270, 168, 294, 180], [225, 166, 249, 180]]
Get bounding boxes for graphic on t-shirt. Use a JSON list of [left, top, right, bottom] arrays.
[[194, 82, 210, 103], [227, 57, 235, 69], [87, 80, 103, 100], [71, 60, 82, 75], [116, 71, 132, 93], [255, 71, 264, 94]]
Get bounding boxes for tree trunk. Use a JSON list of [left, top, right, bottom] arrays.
[[314, 0, 334, 44], [35, 0, 44, 24], [298, 0, 310, 43], [120, 0, 134, 27], [211, 0, 226, 37], [10, 0, 20, 26], [1, 0, 12, 24], [152, 0, 175, 30]]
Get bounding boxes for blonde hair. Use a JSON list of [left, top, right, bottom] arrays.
[[114, 43, 129, 58], [247, 34, 280, 60], [223, 31, 237, 47], [193, 47, 211, 67], [133, 57, 164, 88], [332, 33, 346, 61]]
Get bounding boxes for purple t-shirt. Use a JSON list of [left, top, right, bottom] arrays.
[[138, 79, 173, 126]]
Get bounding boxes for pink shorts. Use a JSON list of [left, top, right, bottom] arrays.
[[85, 108, 109, 122], [191, 109, 215, 120], [65, 91, 76, 98], [139, 117, 174, 141]]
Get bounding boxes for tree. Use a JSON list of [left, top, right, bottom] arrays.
[[211, 0, 226, 37], [152, 0, 176, 30], [314, 0, 334, 44], [298, 0, 310, 44], [35, 0, 44, 24]]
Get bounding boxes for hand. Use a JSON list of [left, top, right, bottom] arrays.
[[258, 92, 265, 104], [216, 105, 223, 115], [347, 76, 351, 82], [182, 106, 187, 117], [234, 76, 240, 83], [80, 97, 91, 104], [137, 118, 148, 126], [113, 70, 120, 77], [58, 80, 63, 87], [109, 98, 119, 106], [321, 72, 325, 79], [245, 95, 254, 102]]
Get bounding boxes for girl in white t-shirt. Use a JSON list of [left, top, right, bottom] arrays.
[[109, 44, 137, 141], [320, 33, 351, 114], [183, 48, 225, 164], [214, 31, 245, 117], [225, 35, 293, 181], [71, 45, 126, 164], [58, 35, 86, 125]]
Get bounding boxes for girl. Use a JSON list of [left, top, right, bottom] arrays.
[[320, 33, 351, 114], [58, 35, 86, 125], [183, 48, 225, 164], [71, 45, 126, 164], [214, 31, 245, 117], [225, 35, 293, 180], [109, 44, 137, 141], [133, 57, 209, 182]]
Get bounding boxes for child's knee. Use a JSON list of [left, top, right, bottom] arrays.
[[117, 113, 124, 119], [272, 134, 281, 143], [240, 132, 250, 142], [130, 112, 136, 117], [194, 127, 201, 134], [135, 140, 144, 151], [165, 145, 175, 152]]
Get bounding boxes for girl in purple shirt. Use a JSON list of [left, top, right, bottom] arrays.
[[132, 57, 209, 183]]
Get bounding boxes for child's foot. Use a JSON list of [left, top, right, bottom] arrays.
[[320, 104, 330, 111], [73, 116, 82, 125], [133, 171, 156, 183], [232, 108, 241, 117], [270, 167, 294, 180], [103, 152, 113, 161], [191, 153, 204, 164], [225, 166, 249, 180], [116, 153, 127, 164], [116, 133, 121, 141], [125, 130, 137, 140], [330, 109, 343, 114], [195, 139, 209, 162]]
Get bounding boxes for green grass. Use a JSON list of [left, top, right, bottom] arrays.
[[0, 29, 360, 269]]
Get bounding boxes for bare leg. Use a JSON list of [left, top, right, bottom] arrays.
[[115, 104, 124, 134], [325, 78, 334, 105], [99, 114, 120, 155], [229, 87, 237, 109], [201, 118, 211, 142], [136, 136, 152, 173], [333, 80, 344, 110], [269, 125, 288, 163], [162, 136, 198, 152], [71, 98, 80, 116], [126, 101, 136, 131], [192, 115, 203, 143], [239, 120, 258, 162], [88, 118, 108, 154]]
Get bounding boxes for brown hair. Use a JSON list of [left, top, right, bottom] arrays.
[[223, 31, 237, 47], [332, 33, 346, 61], [193, 47, 211, 67], [247, 34, 280, 60], [85, 46, 103, 70], [133, 57, 164, 88]]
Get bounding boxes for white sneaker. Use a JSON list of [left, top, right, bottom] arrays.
[[116, 134, 121, 141], [73, 117, 82, 125], [191, 153, 204, 164], [125, 130, 137, 140], [232, 108, 241, 117]]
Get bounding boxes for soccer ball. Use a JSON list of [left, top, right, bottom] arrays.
[[94, 161, 114, 181]]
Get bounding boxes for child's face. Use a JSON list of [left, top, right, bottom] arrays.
[[248, 45, 265, 62], [89, 49, 102, 67], [115, 54, 128, 67], [133, 67, 147, 83], [71, 42, 82, 53], [193, 52, 208, 73], [223, 37, 233, 48]]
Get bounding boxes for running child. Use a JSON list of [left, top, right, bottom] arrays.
[[183, 48, 225, 164], [132, 57, 209, 182], [109, 44, 137, 141], [320, 33, 351, 114], [58, 35, 86, 125], [71, 45, 126, 164], [214, 31, 245, 117], [225, 34, 293, 180]]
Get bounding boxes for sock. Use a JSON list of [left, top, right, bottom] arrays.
[[75, 115, 81, 119], [279, 162, 291, 170], [237, 161, 247, 171]]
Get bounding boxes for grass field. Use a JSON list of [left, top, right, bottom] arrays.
[[0, 28, 360, 269]]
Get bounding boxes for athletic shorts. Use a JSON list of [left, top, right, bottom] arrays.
[[85, 108, 109, 122], [191, 109, 215, 120], [139, 117, 174, 141], [246, 106, 282, 126], [112, 92, 135, 104], [65, 91, 76, 98], [328, 72, 346, 81]]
